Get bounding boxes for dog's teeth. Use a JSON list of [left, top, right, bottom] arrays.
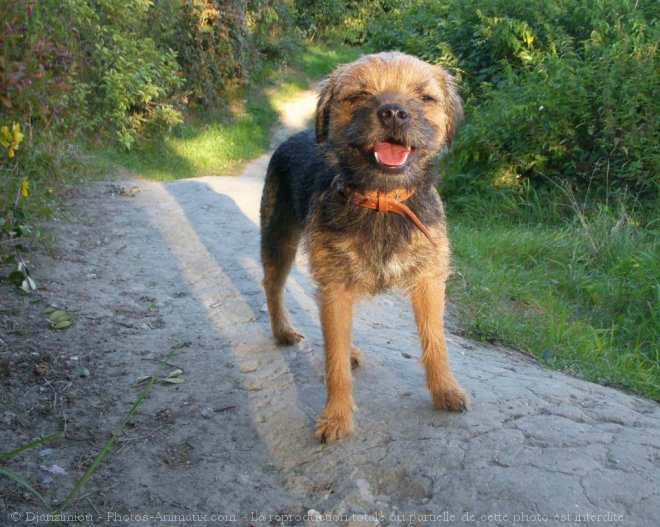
[[374, 152, 381, 164]]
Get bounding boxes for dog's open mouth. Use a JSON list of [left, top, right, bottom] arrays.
[[362, 140, 415, 170]]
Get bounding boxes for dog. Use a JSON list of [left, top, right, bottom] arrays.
[[259, 51, 467, 442]]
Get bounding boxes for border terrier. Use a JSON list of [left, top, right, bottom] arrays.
[[260, 51, 467, 442]]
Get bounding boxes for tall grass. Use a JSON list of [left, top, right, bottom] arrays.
[[446, 191, 659, 399]]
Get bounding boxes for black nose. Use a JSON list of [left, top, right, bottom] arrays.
[[377, 103, 409, 128]]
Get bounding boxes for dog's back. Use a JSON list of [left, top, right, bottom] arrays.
[[261, 129, 333, 229]]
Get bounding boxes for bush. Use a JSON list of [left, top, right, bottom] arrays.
[[1, 0, 183, 150], [148, 0, 300, 109], [294, 0, 397, 44], [150, 0, 249, 109], [0, 1, 84, 137], [83, 1, 183, 148], [247, 0, 300, 60]]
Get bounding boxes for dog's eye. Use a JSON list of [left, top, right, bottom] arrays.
[[344, 91, 370, 103], [421, 94, 437, 103]]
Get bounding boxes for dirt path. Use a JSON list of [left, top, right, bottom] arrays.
[[1, 93, 659, 527]]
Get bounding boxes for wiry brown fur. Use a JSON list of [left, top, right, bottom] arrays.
[[260, 52, 467, 442]]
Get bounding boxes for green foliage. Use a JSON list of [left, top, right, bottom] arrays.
[[356, 0, 659, 396], [294, 0, 396, 44], [148, 0, 299, 109], [150, 0, 248, 109], [247, 0, 300, 60], [1, 0, 302, 157], [81, 0, 183, 148], [1, 0, 183, 149], [0, 2, 80, 130]]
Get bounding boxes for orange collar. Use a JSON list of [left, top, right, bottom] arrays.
[[343, 187, 437, 246]]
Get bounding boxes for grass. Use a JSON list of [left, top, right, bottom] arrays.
[[95, 44, 365, 182], [446, 201, 659, 400], [97, 100, 277, 181]]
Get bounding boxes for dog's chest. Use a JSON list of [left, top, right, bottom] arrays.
[[304, 189, 448, 293], [305, 222, 440, 293], [344, 237, 418, 286]]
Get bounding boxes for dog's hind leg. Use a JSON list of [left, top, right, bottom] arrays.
[[260, 172, 304, 345], [350, 346, 363, 369]]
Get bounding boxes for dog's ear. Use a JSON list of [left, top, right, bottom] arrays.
[[315, 76, 335, 144], [436, 67, 464, 148]]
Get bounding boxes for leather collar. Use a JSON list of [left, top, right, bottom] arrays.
[[342, 186, 437, 246]]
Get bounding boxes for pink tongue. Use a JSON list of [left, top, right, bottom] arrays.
[[373, 142, 411, 166]]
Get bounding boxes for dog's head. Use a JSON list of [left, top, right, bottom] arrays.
[[316, 52, 463, 188]]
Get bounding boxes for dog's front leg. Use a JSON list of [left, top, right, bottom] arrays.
[[411, 276, 468, 412], [315, 284, 356, 442]]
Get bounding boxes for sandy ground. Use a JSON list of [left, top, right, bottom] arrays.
[[1, 92, 659, 527]]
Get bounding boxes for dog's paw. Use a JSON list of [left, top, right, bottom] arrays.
[[432, 384, 469, 412], [275, 327, 304, 346], [350, 346, 363, 369], [315, 411, 353, 443]]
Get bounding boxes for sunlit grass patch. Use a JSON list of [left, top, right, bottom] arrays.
[[97, 98, 275, 181]]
